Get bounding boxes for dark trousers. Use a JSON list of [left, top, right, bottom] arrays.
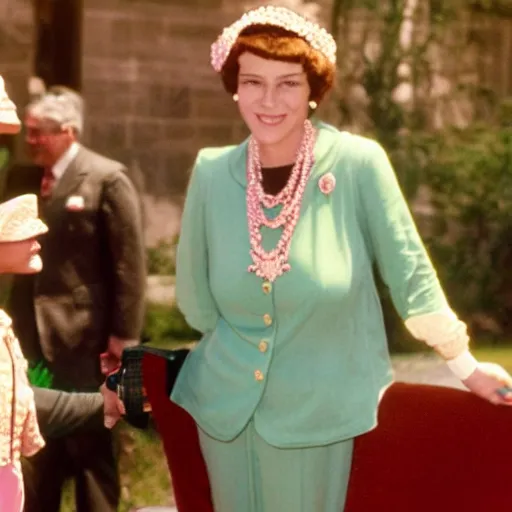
[[22, 428, 120, 512]]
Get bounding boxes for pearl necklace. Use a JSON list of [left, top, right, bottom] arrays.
[[246, 120, 316, 282]]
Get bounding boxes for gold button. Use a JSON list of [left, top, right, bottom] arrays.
[[263, 314, 272, 326], [262, 281, 272, 294], [258, 340, 268, 353], [254, 370, 264, 381]]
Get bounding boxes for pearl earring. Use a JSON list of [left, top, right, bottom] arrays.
[[309, 100, 318, 110], [233, 93, 239, 102]]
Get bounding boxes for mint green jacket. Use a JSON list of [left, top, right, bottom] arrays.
[[171, 122, 447, 448]]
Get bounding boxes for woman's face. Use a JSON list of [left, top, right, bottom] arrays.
[[236, 52, 311, 158], [0, 238, 42, 274]]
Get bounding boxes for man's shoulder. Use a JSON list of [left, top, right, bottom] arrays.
[[77, 147, 139, 191], [78, 146, 126, 174]]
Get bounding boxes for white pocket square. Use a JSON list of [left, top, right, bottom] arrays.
[[65, 195, 85, 211]]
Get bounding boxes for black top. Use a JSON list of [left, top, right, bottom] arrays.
[[261, 164, 294, 196]]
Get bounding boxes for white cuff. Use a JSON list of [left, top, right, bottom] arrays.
[[404, 309, 468, 348], [446, 350, 478, 380]]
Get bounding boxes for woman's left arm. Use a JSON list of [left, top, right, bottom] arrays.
[[357, 139, 512, 405]]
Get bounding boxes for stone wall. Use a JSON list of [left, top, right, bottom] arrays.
[[0, 0, 33, 158], [81, 0, 250, 244]]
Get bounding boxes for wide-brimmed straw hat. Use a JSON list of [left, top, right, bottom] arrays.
[[0, 194, 48, 242]]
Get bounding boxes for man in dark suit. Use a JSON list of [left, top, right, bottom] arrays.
[[6, 86, 146, 512]]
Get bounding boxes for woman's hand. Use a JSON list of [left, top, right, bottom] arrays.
[[100, 383, 125, 429], [463, 362, 512, 405]]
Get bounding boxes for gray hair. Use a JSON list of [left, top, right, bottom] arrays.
[[26, 86, 84, 135]]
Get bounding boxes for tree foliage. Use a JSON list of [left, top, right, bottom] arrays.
[[421, 124, 512, 339], [330, 0, 512, 345]]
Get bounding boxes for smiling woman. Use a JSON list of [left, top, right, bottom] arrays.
[[233, 54, 312, 165], [220, 24, 334, 167], [171, 5, 512, 512]]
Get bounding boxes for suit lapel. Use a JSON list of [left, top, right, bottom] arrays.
[[42, 147, 89, 225], [51, 147, 89, 202]]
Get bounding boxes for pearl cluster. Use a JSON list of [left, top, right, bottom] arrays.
[[211, 6, 337, 73], [246, 120, 316, 283]]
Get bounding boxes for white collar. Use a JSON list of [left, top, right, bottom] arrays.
[[51, 142, 80, 181]]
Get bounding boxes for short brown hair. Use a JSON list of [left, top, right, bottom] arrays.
[[220, 25, 335, 104]]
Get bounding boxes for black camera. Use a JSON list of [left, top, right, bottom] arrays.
[[105, 345, 190, 428]]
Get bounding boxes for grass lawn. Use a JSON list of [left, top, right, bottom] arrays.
[[58, 343, 512, 511], [61, 424, 174, 512], [472, 346, 512, 372]]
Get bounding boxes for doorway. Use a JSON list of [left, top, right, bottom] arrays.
[[33, 0, 83, 91]]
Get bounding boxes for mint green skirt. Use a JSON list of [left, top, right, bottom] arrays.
[[198, 420, 354, 512]]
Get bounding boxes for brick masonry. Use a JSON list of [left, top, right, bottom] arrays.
[[0, 0, 34, 159], [79, 0, 250, 243]]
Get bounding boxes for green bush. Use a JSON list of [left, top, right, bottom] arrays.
[[142, 301, 200, 345], [378, 123, 512, 347], [373, 123, 512, 349], [146, 237, 178, 276], [420, 124, 512, 340]]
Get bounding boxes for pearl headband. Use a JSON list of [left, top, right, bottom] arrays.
[[210, 5, 337, 73]]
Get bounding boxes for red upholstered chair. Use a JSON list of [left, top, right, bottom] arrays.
[[142, 352, 213, 512], [142, 353, 512, 512], [344, 382, 512, 512]]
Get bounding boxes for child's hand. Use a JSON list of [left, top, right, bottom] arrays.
[[100, 383, 125, 429]]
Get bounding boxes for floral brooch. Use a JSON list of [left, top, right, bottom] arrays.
[[318, 172, 336, 195]]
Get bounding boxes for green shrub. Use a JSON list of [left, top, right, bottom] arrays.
[[146, 237, 178, 276], [420, 124, 512, 340], [142, 302, 200, 345], [373, 123, 512, 349], [378, 123, 512, 346]]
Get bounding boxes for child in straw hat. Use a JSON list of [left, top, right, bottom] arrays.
[[0, 193, 47, 512]]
